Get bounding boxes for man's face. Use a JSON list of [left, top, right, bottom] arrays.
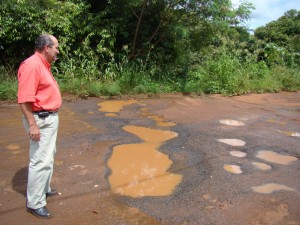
[[46, 37, 59, 63]]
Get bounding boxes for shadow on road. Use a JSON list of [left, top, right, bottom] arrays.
[[12, 167, 27, 197]]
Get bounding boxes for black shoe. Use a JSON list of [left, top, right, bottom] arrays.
[[26, 206, 52, 219], [46, 189, 59, 197]]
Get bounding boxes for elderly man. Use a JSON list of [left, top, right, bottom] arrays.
[[18, 34, 61, 219]]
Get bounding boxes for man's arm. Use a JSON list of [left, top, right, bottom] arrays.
[[19, 103, 40, 142]]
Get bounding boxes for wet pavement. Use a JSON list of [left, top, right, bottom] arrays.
[[0, 92, 299, 225]]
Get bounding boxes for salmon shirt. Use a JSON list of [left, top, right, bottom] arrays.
[[18, 52, 62, 111]]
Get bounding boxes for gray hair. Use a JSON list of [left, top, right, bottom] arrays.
[[35, 34, 54, 51]]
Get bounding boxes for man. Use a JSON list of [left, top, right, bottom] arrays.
[[18, 34, 62, 219]]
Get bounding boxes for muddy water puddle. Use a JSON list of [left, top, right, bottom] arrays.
[[139, 107, 176, 127], [217, 139, 246, 147], [6, 144, 20, 150], [252, 162, 272, 171], [219, 119, 245, 126], [98, 100, 138, 116], [98, 100, 182, 197], [230, 151, 247, 158], [147, 115, 176, 127], [224, 164, 243, 174], [256, 150, 298, 165], [108, 125, 182, 197], [252, 183, 295, 194], [277, 130, 300, 137]]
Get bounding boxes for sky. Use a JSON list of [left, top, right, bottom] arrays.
[[231, 0, 300, 30]]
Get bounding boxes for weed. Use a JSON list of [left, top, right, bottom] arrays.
[[0, 66, 18, 101]]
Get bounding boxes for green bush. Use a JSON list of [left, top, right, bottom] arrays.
[[0, 80, 17, 101], [185, 50, 300, 96], [272, 66, 300, 91], [0, 66, 18, 101]]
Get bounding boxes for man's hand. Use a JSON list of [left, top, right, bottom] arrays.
[[28, 123, 40, 142], [19, 103, 40, 142]]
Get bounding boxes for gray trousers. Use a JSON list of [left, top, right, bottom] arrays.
[[23, 113, 59, 209]]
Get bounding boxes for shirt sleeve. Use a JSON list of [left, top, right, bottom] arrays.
[[17, 61, 40, 104]]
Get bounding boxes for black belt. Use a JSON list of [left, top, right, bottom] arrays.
[[33, 110, 58, 118], [33, 111, 58, 114]]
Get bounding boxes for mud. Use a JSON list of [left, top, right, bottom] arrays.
[[0, 91, 299, 225]]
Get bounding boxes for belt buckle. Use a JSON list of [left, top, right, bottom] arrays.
[[37, 111, 50, 118]]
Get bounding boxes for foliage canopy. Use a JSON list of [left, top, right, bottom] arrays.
[[0, 0, 299, 99]]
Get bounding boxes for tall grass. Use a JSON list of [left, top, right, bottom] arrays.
[[184, 52, 300, 96], [0, 53, 299, 101], [0, 66, 18, 101], [57, 54, 178, 97]]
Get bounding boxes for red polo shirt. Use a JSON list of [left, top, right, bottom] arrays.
[[18, 52, 62, 111]]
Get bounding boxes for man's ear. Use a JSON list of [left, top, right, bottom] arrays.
[[44, 45, 51, 53]]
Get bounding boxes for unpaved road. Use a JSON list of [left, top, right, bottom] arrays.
[[0, 92, 299, 225]]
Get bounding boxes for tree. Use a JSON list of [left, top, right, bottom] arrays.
[[255, 9, 300, 51], [0, 0, 89, 66], [0, 0, 255, 72]]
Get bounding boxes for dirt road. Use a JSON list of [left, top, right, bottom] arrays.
[[0, 92, 299, 225]]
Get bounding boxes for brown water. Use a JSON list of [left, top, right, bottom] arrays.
[[252, 162, 272, 171], [108, 125, 182, 198], [224, 164, 243, 174], [105, 113, 118, 117], [277, 130, 300, 137], [98, 100, 138, 113], [139, 108, 176, 127], [148, 115, 176, 127], [6, 144, 20, 150], [217, 139, 246, 147], [252, 183, 295, 194], [219, 119, 245, 126], [256, 150, 298, 165], [230, 151, 247, 158]]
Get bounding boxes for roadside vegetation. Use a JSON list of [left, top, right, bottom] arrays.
[[0, 0, 299, 101]]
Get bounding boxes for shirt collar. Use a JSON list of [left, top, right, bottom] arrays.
[[35, 51, 51, 69]]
